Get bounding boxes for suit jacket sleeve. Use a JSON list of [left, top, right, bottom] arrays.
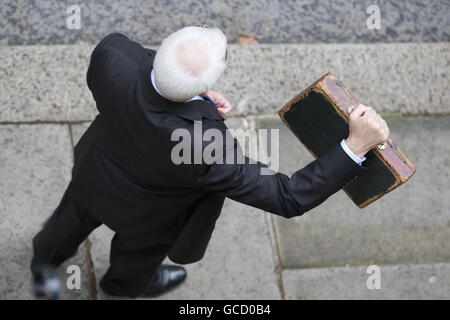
[[193, 136, 366, 218]]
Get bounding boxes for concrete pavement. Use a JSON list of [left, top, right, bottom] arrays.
[[259, 116, 450, 268], [1, 113, 448, 299], [282, 263, 450, 300], [0, 124, 91, 299], [1, 43, 449, 122]]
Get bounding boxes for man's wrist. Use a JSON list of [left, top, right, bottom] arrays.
[[344, 137, 368, 158], [341, 139, 366, 166]]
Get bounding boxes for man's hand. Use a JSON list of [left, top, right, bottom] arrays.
[[345, 104, 390, 158], [201, 90, 232, 116]]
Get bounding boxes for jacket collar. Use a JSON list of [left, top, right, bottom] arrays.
[[140, 53, 224, 122]]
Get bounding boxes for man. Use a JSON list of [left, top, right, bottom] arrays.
[[31, 26, 389, 298]]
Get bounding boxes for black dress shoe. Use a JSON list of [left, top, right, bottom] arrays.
[[140, 265, 187, 298], [32, 264, 61, 300]]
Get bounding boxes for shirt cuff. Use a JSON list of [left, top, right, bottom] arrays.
[[340, 139, 366, 166]]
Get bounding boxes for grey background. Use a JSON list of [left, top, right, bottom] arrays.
[[0, 0, 449, 45]]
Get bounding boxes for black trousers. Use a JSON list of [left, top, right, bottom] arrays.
[[31, 184, 167, 298]]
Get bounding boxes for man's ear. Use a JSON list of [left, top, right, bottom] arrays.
[[162, 38, 166, 43]]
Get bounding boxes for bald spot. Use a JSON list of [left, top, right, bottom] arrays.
[[175, 39, 209, 77]]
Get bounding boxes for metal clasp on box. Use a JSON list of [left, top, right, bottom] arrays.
[[377, 142, 387, 150], [347, 104, 356, 114]]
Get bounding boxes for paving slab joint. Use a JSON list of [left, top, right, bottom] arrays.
[[84, 238, 98, 300]]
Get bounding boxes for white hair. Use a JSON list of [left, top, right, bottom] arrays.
[[153, 26, 228, 102]]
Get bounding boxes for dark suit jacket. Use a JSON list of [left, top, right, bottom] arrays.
[[71, 33, 365, 264]]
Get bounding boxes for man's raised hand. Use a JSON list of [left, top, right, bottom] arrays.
[[201, 90, 232, 116]]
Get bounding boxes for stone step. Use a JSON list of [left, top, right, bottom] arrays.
[[282, 262, 450, 299], [257, 116, 450, 268], [1, 42, 448, 122], [1, 0, 449, 45]]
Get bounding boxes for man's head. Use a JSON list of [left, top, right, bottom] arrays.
[[153, 26, 228, 102]]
